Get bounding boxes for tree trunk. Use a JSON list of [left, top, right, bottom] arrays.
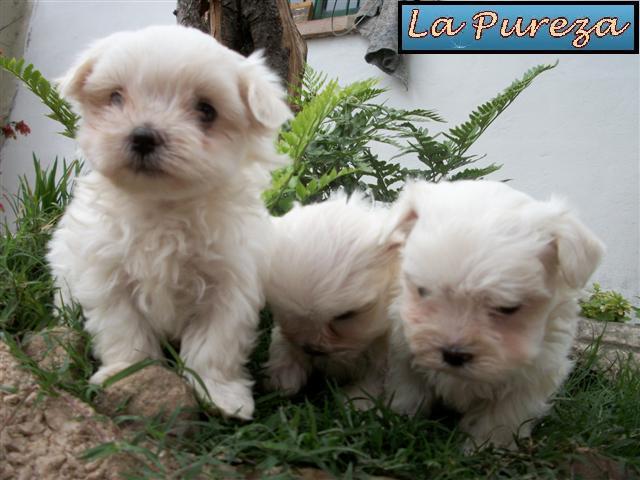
[[177, 0, 307, 99], [175, 0, 210, 33]]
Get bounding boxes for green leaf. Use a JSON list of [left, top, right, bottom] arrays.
[[294, 180, 307, 201], [0, 55, 80, 138]]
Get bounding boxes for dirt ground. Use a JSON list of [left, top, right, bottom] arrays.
[[0, 341, 138, 479], [2, 319, 638, 479]]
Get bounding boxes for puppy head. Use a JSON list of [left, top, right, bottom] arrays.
[[267, 193, 399, 363], [59, 25, 291, 198], [392, 181, 604, 383]]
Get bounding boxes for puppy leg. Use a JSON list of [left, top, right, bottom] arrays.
[[386, 356, 433, 416], [265, 326, 311, 395], [343, 339, 387, 410], [87, 299, 162, 385], [181, 295, 258, 420], [386, 330, 433, 416], [460, 393, 549, 452], [343, 370, 384, 411]]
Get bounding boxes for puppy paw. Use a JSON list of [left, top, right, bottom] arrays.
[[462, 438, 479, 455], [197, 378, 254, 420], [462, 436, 516, 454], [90, 362, 133, 385], [266, 362, 308, 396], [461, 425, 517, 453], [345, 395, 375, 411], [342, 384, 377, 411], [388, 394, 425, 417]]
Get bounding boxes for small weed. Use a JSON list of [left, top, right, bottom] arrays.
[[580, 283, 634, 323]]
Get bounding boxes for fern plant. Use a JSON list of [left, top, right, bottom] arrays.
[[0, 56, 79, 138], [401, 61, 558, 183], [265, 69, 445, 214], [266, 62, 557, 215]]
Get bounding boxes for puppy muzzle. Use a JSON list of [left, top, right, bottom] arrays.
[[128, 125, 165, 174]]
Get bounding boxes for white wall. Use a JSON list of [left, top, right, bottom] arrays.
[[0, 0, 175, 201], [1, 1, 638, 298]]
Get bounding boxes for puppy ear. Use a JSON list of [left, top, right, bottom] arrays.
[[239, 51, 292, 130], [547, 202, 605, 289], [57, 38, 111, 102], [382, 183, 422, 250]]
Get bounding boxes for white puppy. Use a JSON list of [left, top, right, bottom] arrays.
[[265, 193, 399, 404], [386, 180, 604, 449], [46, 25, 291, 419]]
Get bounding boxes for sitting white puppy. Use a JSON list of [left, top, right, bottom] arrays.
[[386, 180, 604, 449], [265, 193, 399, 404], [46, 25, 291, 419]]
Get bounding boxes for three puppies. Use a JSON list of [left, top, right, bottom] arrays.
[[265, 194, 399, 404], [47, 26, 290, 419], [385, 180, 604, 449], [47, 27, 605, 446]]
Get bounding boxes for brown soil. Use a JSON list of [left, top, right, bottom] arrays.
[[0, 341, 139, 479]]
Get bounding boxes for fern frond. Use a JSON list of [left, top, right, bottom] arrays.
[[268, 62, 556, 213], [289, 66, 330, 108], [278, 79, 341, 164], [0, 56, 80, 138], [278, 77, 382, 165], [445, 61, 558, 155], [449, 164, 502, 181]]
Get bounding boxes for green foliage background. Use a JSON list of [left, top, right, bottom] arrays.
[[265, 63, 557, 215]]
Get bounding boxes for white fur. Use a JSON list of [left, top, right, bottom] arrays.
[[265, 193, 399, 406], [47, 25, 291, 419], [385, 180, 605, 449]]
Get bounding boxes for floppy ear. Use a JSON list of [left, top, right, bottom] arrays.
[[239, 51, 292, 130], [549, 204, 605, 289], [57, 40, 107, 102], [381, 182, 422, 251]]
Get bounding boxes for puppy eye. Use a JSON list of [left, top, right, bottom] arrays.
[[334, 310, 356, 321], [417, 287, 430, 298], [196, 101, 217, 124], [109, 91, 123, 107], [494, 305, 521, 316]]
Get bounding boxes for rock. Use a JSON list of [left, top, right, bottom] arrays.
[[22, 326, 85, 372], [294, 468, 334, 479], [0, 341, 139, 479], [560, 447, 632, 480], [94, 364, 199, 430], [574, 318, 640, 366]]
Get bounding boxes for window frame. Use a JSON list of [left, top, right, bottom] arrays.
[[312, 0, 361, 20], [291, 0, 359, 39]]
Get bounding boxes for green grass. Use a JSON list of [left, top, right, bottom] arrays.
[[2, 160, 639, 479]]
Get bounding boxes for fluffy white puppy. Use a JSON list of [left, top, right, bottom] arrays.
[[265, 193, 400, 404], [46, 25, 291, 419], [386, 180, 604, 449]]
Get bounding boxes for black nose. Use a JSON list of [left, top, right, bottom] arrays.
[[302, 344, 327, 356], [130, 126, 161, 156], [442, 347, 474, 367]]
